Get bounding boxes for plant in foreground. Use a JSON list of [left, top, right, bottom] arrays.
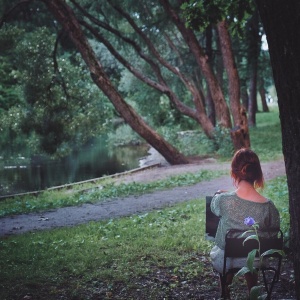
[[234, 217, 284, 300]]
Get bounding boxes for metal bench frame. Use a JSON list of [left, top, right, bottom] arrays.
[[220, 228, 283, 299]]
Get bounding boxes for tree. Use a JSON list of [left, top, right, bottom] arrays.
[[1, 0, 263, 163], [217, 19, 250, 150], [0, 24, 114, 156], [41, 0, 189, 165], [255, 0, 300, 298], [247, 8, 260, 126], [72, 0, 250, 149]]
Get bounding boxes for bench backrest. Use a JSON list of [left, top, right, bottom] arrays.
[[224, 229, 283, 258], [205, 196, 220, 240]]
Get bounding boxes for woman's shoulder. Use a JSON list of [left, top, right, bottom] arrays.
[[212, 191, 237, 205], [266, 199, 280, 211], [216, 191, 237, 199]]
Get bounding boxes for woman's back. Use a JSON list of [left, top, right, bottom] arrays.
[[211, 192, 280, 250]]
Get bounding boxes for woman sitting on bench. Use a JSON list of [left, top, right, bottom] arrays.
[[210, 148, 280, 298]]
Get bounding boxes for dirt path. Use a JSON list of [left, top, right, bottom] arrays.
[[0, 158, 286, 237]]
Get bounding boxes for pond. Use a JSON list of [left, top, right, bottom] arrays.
[[0, 137, 149, 197]]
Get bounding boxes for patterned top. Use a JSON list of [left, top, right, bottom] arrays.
[[211, 192, 280, 249]]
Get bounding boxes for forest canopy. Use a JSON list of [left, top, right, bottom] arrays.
[[0, 0, 274, 162]]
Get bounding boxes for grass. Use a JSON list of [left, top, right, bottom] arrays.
[[0, 176, 289, 299], [0, 106, 289, 299], [0, 169, 225, 217], [250, 107, 283, 161], [0, 200, 210, 298]]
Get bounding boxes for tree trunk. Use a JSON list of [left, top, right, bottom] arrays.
[[42, 0, 188, 165], [247, 10, 260, 127], [259, 85, 269, 112], [240, 79, 249, 109], [215, 29, 224, 89], [205, 25, 216, 126], [256, 0, 300, 298], [248, 71, 257, 126], [217, 20, 250, 150], [159, 0, 232, 130]]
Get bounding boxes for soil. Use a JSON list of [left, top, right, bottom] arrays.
[[0, 154, 296, 299]]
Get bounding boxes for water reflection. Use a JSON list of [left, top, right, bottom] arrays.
[[0, 137, 148, 197]]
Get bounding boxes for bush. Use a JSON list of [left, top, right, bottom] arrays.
[[107, 124, 143, 146]]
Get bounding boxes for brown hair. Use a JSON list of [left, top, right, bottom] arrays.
[[230, 148, 264, 188]]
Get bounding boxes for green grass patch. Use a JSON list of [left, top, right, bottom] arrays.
[[0, 170, 225, 217], [264, 176, 290, 240], [0, 176, 289, 300], [250, 107, 283, 161], [0, 199, 210, 299]]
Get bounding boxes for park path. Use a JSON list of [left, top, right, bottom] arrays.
[[0, 158, 286, 237]]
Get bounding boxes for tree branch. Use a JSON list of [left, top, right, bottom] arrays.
[[68, 0, 203, 121], [79, 19, 199, 121], [159, 0, 232, 129]]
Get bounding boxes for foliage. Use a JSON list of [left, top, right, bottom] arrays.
[[181, 0, 254, 35], [176, 131, 215, 156], [157, 127, 215, 156], [213, 125, 234, 158], [0, 26, 24, 111], [106, 107, 281, 161], [0, 0, 276, 160], [0, 25, 113, 157], [107, 124, 143, 147]]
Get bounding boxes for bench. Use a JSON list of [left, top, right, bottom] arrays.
[[205, 196, 284, 299]]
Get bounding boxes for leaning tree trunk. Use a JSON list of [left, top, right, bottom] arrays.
[[43, 0, 188, 165], [256, 0, 300, 298], [217, 20, 251, 150]]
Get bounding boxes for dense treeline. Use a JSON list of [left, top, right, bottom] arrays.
[[0, 0, 274, 161]]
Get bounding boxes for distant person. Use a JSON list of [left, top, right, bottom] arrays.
[[210, 148, 280, 297]]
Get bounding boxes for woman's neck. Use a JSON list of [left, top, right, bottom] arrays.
[[237, 180, 254, 190], [236, 180, 267, 202]]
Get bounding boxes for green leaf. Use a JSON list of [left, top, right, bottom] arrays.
[[246, 249, 258, 273], [243, 234, 259, 243], [258, 294, 268, 300], [241, 229, 255, 237], [250, 285, 265, 300], [235, 266, 250, 277], [261, 249, 285, 257]]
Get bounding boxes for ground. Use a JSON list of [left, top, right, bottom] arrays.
[[0, 154, 296, 299]]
